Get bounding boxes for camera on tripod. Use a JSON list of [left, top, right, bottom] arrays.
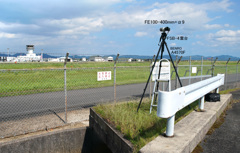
[[160, 27, 170, 33], [137, 26, 183, 112]]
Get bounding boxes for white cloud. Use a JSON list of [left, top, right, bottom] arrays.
[[199, 0, 233, 13], [0, 0, 234, 54], [39, 17, 104, 35], [99, 0, 232, 32], [0, 32, 16, 38], [192, 41, 204, 46], [207, 30, 240, 45], [215, 30, 240, 37], [224, 24, 230, 27], [134, 31, 147, 37], [0, 21, 39, 32], [204, 24, 222, 30], [0, 0, 233, 38]]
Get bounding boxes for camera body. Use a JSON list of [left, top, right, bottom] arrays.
[[160, 27, 170, 32]]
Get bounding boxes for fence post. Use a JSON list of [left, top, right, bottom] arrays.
[[189, 56, 191, 85], [236, 60, 240, 88], [64, 52, 69, 123], [225, 58, 231, 90], [150, 55, 155, 99], [175, 55, 178, 90], [175, 56, 182, 89], [212, 57, 218, 77], [201, 56, 203, 81], [114, 53, 119, 104]]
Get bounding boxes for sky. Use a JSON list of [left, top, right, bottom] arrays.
[[0, 0, 240, 57]]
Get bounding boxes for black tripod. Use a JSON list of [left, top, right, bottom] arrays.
[[137, 27, 183, 112]]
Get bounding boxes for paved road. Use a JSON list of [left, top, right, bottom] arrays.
[[0, 74, 238, 121], [200, 90, 240, 152]]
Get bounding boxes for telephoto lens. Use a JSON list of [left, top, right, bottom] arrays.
[[160, 27, 170, 32]]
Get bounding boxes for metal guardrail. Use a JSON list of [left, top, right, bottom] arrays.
[[157, 74, 225, 137], [180, 75, 211, 80]]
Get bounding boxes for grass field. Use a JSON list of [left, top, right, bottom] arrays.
[[0, 61, 239, 97], [0, 60, 239, 69]]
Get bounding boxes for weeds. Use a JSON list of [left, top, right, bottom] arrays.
[[93, 98, 198, 152]]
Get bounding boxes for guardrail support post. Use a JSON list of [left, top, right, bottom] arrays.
[[166, 115, 175, 137], [225, 58, 231, 90], [199, 96, 204, 111]]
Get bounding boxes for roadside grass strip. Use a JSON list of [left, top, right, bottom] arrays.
[[93, 98, 198, 152]]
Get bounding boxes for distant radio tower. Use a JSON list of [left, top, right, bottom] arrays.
[[7, 48, 9, 57]]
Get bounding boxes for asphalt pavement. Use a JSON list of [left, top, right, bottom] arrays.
[[200, 90, 240, 153]]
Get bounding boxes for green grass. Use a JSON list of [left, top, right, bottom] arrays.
[[219, 88, 240, 94], [0, 61, 150, 69], [93, 98, 199, 152]]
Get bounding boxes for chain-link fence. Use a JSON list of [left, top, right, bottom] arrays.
[[0, 56, 240, 138]]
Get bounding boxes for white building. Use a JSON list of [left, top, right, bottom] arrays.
[[89, 56, 105, 62], [48, 57, 72, 62], [82, 57, 87, 62], [95, 57, 105, 62], [17, 45, 42, 62], [59, 57, 73, 62], [6, 45, 42, 62], [107, 56, 113, 62], [6, 57, 17, 62], [48, 58, 60, 62]]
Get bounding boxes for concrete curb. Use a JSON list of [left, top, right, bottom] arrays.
[[0, 126, 91, 153], [89, 108, 134, 153], [140, 94, 232, 153]]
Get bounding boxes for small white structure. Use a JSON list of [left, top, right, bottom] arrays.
[[48, 58, 60, 62], [95, 57, 105, 62], [82, 57, 87, 62], [48, 57, 72, 62], [6, 57, 17, 62], [107, 56, 113, 62], [59, 57, 72, 62], [128, 58, 133, 62], [89, 56, 105, 62]]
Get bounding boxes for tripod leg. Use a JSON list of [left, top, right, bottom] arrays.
[[137, 43, 163, 112], [164, 42, 183, 87], [156, 42, 164, 91]]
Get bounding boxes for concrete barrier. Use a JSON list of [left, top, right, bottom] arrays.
[[0, 126, 92, 153], [89, 108, 134, 153]]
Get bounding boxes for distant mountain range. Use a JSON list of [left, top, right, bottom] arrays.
[[0, 53, 239, 61]]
